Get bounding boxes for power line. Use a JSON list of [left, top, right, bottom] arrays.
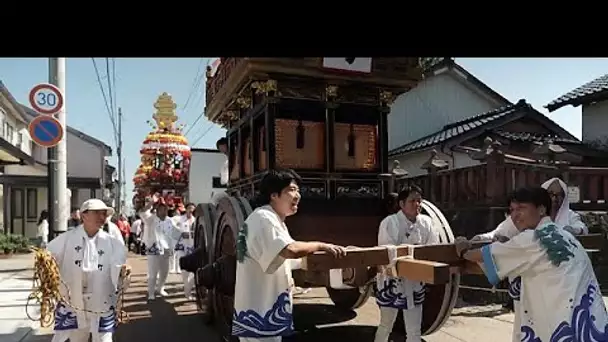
[[91, 58, 118, 146], [181, 58, 205, 112], [190, 123, 216, 147], [105, 58, 115, 120]]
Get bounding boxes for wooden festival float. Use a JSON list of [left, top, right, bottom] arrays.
[[186, 58, 606, 340], [132, 92, 192, 209]]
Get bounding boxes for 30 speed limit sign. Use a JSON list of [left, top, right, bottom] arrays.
[[29, 83, 64, 115]]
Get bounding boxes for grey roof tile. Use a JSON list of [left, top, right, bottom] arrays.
[[546, 74, 608, 112], [389, 100, 527, 156], [493, 130, 581, 145]]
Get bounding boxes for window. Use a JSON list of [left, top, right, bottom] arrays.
[[4, 123, 13, 144], [212, 176, 227, 189], [0, 108, 5, 138], [11, 189, 23, 219], [27, 189, 37, 219], [17, 132, 23, 149]]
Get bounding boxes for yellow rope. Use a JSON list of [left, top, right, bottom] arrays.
[[26, 247, 131, 327]]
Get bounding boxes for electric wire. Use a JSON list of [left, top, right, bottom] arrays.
[[91, 58, 118, 146]]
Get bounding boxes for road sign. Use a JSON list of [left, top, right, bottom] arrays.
[[28, 115, 64, 147], [28, 83, 64, 115]]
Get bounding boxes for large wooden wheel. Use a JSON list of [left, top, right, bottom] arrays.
[[392, 199, 461, 337], [192, 203, 218, 321], [326, 284, 373, 310], [209, 196, 252, 342]]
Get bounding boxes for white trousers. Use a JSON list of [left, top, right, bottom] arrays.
[[169, 251, 180, 273], [176, 250, 194, 297], [374, 305, 423, 342], [239, 337, 281, 342], [147, 254, 170, 297], [51, 329, 112, 342]]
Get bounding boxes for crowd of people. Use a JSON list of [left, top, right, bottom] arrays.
[[40, 142, 608, 342]]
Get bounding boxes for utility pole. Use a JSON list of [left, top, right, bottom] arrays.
[[47, 58, 68, 239], [116, 107, 123, 214]]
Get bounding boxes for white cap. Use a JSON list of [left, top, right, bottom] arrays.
[[80, 199, 115, 217]]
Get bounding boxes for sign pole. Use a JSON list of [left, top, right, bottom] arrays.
[[47, 58, 68, 239]]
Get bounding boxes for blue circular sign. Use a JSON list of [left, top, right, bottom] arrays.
[[28, 116, 64, 147]]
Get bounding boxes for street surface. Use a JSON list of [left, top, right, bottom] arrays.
[[3, 252, 607, 342]]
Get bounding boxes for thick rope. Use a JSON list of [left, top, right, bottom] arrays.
[[26, 247, 131, 327]]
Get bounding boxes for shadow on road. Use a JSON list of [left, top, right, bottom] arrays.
[[292, 303, 356, 329]]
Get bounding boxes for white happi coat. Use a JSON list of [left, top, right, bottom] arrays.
[[541, 177, 588, 234], [375, 211, 439, 309], [232, 205, 296, 339], [47, 226, 127, 333], [481, 217, 608, 342], [174, 215, 196, 256], [140, 209, 181, 256]]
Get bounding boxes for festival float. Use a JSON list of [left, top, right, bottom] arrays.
[[132, 92, 191, 210]]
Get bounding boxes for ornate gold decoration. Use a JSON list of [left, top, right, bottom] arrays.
[[152, 92, 178, 130], [326, 85, 338, 99], [236, 96, 252, 109], [251, 80, 277, 96], [379, 90, 395, 106]]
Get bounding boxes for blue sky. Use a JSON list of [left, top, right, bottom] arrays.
[[0, 57, 606, 209]]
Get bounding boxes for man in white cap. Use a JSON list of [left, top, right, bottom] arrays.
[[139, 194, 183, 300], [47, 199, 128, 342]]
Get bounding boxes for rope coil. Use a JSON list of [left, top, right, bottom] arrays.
[[26, 247, 131, 327]]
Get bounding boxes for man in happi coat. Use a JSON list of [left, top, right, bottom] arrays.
[[472, 177, 588, 243], [471, 177, 590, 310], [374, 185, 439, 342], [48, 199, 128, 342], [139, 194, 182, 300], [456, 187, 608, 342], [174, 202, 197, 299], [232, 169, 346, 342]]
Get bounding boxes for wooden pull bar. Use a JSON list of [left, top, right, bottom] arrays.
[[301, 246, 410, 271], [395, 258, 450, 284]]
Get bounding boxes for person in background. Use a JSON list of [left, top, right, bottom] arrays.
[[139, 195, 182, 300], [129, 215, 142, 254], [374, 185, 439, 342], [231, 169, 346, 342], [36, 210, 49, 248], [104, 215, 125, 245], [116, 214, 130, 244], [211, 138, 230, 205], [168, 208, 181, 274], [175, 202, 196, 299], [46, 199, 127, 342], [455, 187, 607, 342], [67, 209, 81, 230]]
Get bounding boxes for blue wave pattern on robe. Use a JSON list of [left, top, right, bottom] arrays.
[[98, 307, 117, 333], [146, 243, 160, 255], [231, 291, 294, 337], [509, 276, 521, 301], [375, 279, 408, 309], [54, 302, 78, 330], [174, 238, 185, 251], [520, 283, 608, 342], [413, 284, 426, 306]]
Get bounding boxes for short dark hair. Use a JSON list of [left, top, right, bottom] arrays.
[[510, 187, 552, 214], [258, 168, 301, 205], [216, 137, 228, 148], [397, 185, 423, 202], [185, 202, 195, 208]]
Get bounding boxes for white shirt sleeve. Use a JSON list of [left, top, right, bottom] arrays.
[[567, 210, 588, 235], [476, 216, 519, 241], [420, 215, 440, 245], [378, 215, 399, 246], [46, 231, 69, 265], [246, 210, 295, 274]]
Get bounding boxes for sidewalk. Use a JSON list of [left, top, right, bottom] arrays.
[[0, 253, 40, 342]]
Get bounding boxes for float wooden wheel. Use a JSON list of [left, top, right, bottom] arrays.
[[326, 284, 373, 310], [210, 196, 252, 342], [392, 199, 461, 336], [193, 203, 217, 321]]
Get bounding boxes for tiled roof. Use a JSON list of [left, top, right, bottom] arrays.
[[546, 74, 608, 112], [389, 100, 529, 156], [493, 130, 581, 145]]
